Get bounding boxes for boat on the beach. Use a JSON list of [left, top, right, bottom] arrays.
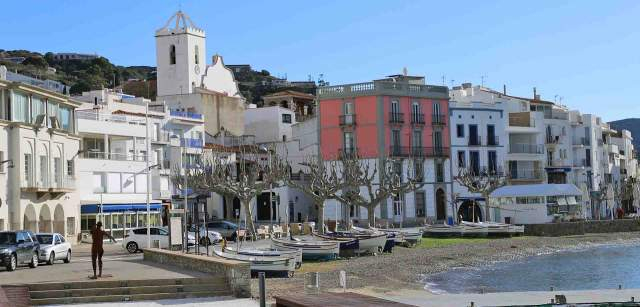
[[371, 227, 423, 247], [213, 248, 296, 277], [224, 246, 303, 269], [461, 221, 524, 237], [271, 237, 340, 260], [423, 224, 466, 237], [313, 230, 387, 255]]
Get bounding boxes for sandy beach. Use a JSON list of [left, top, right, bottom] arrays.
[[254, 232, 640, 300]]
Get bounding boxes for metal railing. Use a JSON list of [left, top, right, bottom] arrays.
[[411, 113, 425, 125], [432, 114, 446, 126], [573, 159, 589, 167], [389, 112, 404, 124], [509, 143, 543, 154], [487, 136, 499, 146], [76, 110, 145, 125], [546, 135, 561, 144], [170, 110, 203, 120], [82, 151, 147, 161], [389, 146, 450, 158], [22, 177, 75, 190], [339, 115, 356, 126], [509, 168, 544, 180], [180, 138, 203, 148], [573, 137, 590, 146]]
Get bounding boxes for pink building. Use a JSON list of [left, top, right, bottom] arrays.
[[318, 75, 453, 225]]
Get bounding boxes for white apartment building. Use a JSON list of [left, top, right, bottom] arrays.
[[73, 89, 205, 238], [0, 74, 82, 241]]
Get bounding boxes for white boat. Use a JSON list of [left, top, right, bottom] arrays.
[[461, 221, 523, 237], [313, 231, 387, 255], [224, 246, 302, 269], [423, 224, 465, 237], [213, 248, 296, 277], [271, 237, 339, 260], [371, 227, 423, 246]]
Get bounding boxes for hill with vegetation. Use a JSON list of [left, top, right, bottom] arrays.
[[0, 49, 155, 97]]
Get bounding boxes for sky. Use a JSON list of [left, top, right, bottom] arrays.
[[2, 0, 639, 121]]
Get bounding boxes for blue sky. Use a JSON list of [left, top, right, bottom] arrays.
[[2, 1, 639, 121]]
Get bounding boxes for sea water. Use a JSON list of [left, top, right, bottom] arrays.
[[424, 243, 640, 293]]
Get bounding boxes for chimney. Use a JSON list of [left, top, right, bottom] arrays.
[[503, 84, 507, 95], [533, 87, 537, 99]]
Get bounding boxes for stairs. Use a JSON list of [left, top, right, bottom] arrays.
[[22, 277, 231, 305]]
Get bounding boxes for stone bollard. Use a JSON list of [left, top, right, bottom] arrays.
[[259, 272, 266, 307], [305, 272, 320, 295]]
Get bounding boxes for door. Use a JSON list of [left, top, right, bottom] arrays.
[[436, 189, 447, 221], [487, 125, 496, 145], [391, 130, 401, 155], [16, 232, 27, 262], [469, 125, 479, 145], [157, 228, 169, 248], [53, 234, 64, 259], [470, 151, 480, 175]]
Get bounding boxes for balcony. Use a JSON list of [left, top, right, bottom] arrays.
[[317, 81, 449, 100], [487, 136, 499, 146], [82, 151, 147, 162], [545, 135, 561, 145], [339, 114, 356, 126], [411, 113, 425, 125], [509, 168, 544, 181], [508, 112, 536, 127], [468, 136, 482, 146], [468, 166, 505, 176], [180, 138, 203, 148], [572, 137, 590, 146], [338, 147, 358, 159], [389, 112, 404, 124], [151, 131, 170, 144], [573, 159, 590, 168], [170, 110, 203, 120], [509, 143, 543, 154], [389, 146, 449, 158], [21, 177, 75, 197], [432, 114, 446, 126]]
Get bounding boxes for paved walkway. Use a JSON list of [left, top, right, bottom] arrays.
[[44, 297, 258, 307], [369, 288, 640, 307]]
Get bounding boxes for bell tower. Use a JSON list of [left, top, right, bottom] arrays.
[[155, 11, 206, 97]]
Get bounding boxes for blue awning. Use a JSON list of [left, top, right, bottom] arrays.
[[455, 196, 486, 202], [545, 167, 572, 172], [81, 203, 163, 214]]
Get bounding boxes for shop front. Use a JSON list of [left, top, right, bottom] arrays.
[[80, 203, 163, 240]]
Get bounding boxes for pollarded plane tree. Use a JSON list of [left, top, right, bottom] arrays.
[[285, 154, 351, 234], [338, 156, 424, 228], [453, 167, 508, 223]]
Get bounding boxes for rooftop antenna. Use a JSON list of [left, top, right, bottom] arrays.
[[554, 95, 558, 103], [450, 79, 455, 88], [480, 75, 487, 87], [441, 75, 446, 86]]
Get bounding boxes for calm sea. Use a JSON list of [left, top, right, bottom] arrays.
[[424, 243, 640, 294]]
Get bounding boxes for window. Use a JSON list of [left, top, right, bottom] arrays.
[[457, 151, 465, 167], [282, 114, 292, 123], [456, 124, 464, 138], [67, 160, 74, 176], [24, 153, 32, 184], [436, 161, 444, 182], [434, 131, 443, 149], [391, 99, 400, 114], [31, 96, 45, 125], [413, 130, 422, 148], [470, 151, 480, 175], [414, 159, 424, 182], [59, 107, 72, 131], [433, 102, 441, 116], [169, 45, 176, 65], [11, 92, 29, 123], [194, 45, 200, 65], [48, 102, 59, 128], [488, 151, 497, 173], [282, 135, 287, 142], [53, 157, 61, 186], [415, 191, 426, 217], [343, 132, 354, 150]]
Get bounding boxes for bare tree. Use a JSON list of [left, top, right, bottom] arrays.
[[286, 155, 350, 234], [453, 167, 508, 222], [175, 146, 288, 238], [338, 157, 423, 227]]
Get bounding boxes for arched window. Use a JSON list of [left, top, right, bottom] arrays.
[[194, 45, 199, 65], [169, 45, 176, 65]]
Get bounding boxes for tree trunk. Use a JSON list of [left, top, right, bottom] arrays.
[[241, 200, 257, 239], [483, 193, 490, 222], [224, 193, 234, 220], [316, 200, 325, 234], [367, 206, 376, 227]]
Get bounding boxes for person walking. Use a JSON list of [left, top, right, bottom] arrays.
[[90, 221, 116, 279]]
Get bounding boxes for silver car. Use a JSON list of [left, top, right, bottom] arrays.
[[35, 233, 71, 265]]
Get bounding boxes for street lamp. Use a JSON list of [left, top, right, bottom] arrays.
[[170, 133, 188, 253]]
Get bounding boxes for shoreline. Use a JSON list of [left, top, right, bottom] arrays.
[[257, 232, 640, 299]]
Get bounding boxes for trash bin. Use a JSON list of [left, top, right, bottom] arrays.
[[447, 216, 454, 225]]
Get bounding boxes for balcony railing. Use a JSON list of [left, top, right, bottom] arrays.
[[487, 136, 499, 146], [411, 113, 425, 125], [389, 112, 404, 124], [573, 137, 590, 146], [432, 114, 446, 126], [509, 143, 543, 154], [180, 138, 203, 148], [339, 114, 356, 126], [170, 110, 203, 120], [76, 110, 145, 125], [82, 151, 147, 161], [468, 136, 482, 146], [573, 159, 589, 167], [468, 166, 505, 176], [22, 177, 75, 190], [389, 146, 450, 158], [546, 135, 561, 144], [338, 147, 358, 159], [317, 81, 449, 99], [509, 168, 544, 180]]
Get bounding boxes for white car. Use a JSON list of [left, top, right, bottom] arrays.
[[189, 225, 223, 246], [35, 233, 71, 265], [123, 227, 195, 253]]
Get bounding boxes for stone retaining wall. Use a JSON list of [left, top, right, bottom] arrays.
[[143, 248, 251, 298], [524, 219, 640, 236]]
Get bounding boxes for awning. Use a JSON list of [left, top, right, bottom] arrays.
[[455, 196, 486, 202], [81, 203, 162, 214], [545, 167, 571, 173], [490, 184, 582, 198]]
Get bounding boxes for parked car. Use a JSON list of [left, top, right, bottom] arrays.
[[0, 230, 40, 271], [123, 227, 195, 254], [35, 233, 71, 265], [205, 220, 242, 241], [188, 225, 223, 246]]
